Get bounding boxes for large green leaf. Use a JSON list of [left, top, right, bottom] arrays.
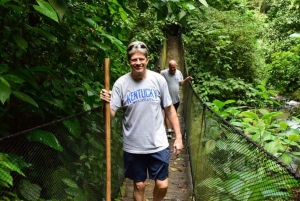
[[48, 0, 67, 22], [63, 118, 81, 138], [0, 168, 13, 186], [19, 179, 41, 201], [204, 140, 216, 154], [279, 121, 288, 130], [241, 111, 259, 120], [199, 177, 223, 188], [261, 111, 283, 120], [33, 0, 59, 23], [0, 77, 11, 104], [0, 179, 10, 188], [181, 2, 196, 10], [27, 130, 63, 152], [119, 7, 127, 21], [65, 187, 83, 197], [223, 178, 245, 196], [11, 91, 38, 107], [177, 10, 187, 21], [279, 153, 293, 165], [13, 35, 28, 51], [288, 134, 300, 142], [0, 161, 25, 176], [34, 27, 58, 43], [213, 99, 225, 109], [101, 33, 126, 53], [91, 40, 109, 51], [43, 167, 71, 199], [2, 74, 24, 83], [85, 18, 103, 32], [264, 141, 281, 154], [62, 178, 78, 188], [197, 0, 208, 7]]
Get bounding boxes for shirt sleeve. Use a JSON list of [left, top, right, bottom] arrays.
[[110, 82, 122, 112], [160, 77, 173, 108], [178, 71, 183, 85]]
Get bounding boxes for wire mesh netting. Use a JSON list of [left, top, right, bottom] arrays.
[[0, 107, 124, 200], [178, 35, 300, 200], [1, 34, 300, 201]]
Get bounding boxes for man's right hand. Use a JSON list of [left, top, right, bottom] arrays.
[[100, 89, 112, 102]]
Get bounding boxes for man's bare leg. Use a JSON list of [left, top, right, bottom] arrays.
[[133, 181, 146, 201], [153, 178, 168, 201]]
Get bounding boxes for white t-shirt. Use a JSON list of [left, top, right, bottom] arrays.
[[160, 69, 183, 104], [110, 70, 172, 154]]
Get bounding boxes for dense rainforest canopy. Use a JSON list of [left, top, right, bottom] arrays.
[[1, 0, 300, 133], [1, 0, 300, 200]]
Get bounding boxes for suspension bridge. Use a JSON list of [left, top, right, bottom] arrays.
[[0, 34, 300, 201]]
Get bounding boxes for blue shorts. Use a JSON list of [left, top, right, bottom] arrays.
[[174, 101, 180, 111], [123, 147, 170, 182]]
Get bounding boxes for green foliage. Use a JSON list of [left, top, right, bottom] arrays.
[[267, 38, 300, 95], [183, 6, 266, 102], [205, 0, 247, 11], [27, 130, 63, 152], [265, 0, 300, 95], [211, 104, 300, 167], [198, 165, 298, 200], [195, 114, 299, 200], [152, 0, 208, 27], [19, 179, 42, 201], [0, 153, 26, 189], [208, 99, 242, 119], [0, 0, 177, 135], [235, 108, 300, 166], [0, 0, 166, 199], [193, 71, 279, 108], [33, 0, 59, 23], [267, 0, 300, 42]]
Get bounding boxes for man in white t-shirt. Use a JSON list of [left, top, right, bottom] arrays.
[[160, 60, 193, 139], [100, 42, 183, 201]]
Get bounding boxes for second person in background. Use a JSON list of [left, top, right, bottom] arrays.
[[160, 60, 193, 139]]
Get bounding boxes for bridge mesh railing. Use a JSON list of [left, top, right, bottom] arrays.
[[1, 35, 300, 201], [178, 35, 300, 200], [0, 107, 124, 200]]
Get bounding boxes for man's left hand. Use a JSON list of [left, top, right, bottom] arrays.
[[173, 139, 184, 155]]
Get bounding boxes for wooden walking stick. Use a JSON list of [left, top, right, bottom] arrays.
[[104, 58, 111, 201]]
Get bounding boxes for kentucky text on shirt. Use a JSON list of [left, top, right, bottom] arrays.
[[126, 88, 159, 104]]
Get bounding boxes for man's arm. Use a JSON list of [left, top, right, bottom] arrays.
[[100, 89, 116, 118], [180, 76, 193, 86], [164, 104, 183, 155]]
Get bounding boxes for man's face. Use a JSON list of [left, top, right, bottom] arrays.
[[168, 62, 177, 74], [129, 52, 149, 76]]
